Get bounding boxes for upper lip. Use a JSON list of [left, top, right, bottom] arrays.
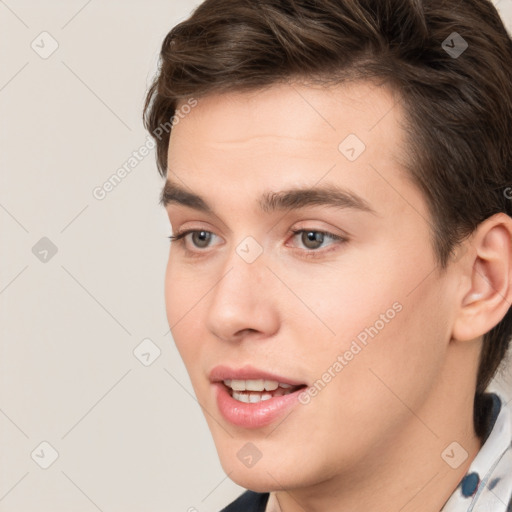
[[209, 364, 306, 386]]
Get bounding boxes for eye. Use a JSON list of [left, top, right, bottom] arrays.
[[289, 229, 346, 256], [168, 229, 217, 250], [167, 227, 347, 258]]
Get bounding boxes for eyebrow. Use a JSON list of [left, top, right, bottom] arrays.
[[160, 179, 377, 216]]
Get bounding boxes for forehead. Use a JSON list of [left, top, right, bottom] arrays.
[[171, 79, 402, 145], [165, 80, 417, 220]]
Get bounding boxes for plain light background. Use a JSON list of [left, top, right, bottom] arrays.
[[1, 1, 511, 511]]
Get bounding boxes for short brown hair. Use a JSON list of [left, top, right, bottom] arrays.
[[144, 0, 512, 436]]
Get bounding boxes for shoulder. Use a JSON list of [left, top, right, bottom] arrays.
[[219, 490, 270, 512]]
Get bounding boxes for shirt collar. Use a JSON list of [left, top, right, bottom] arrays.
[[441, 392, 512, 512]]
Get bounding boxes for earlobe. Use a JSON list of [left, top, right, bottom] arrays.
[[452, 214, 512, 342]]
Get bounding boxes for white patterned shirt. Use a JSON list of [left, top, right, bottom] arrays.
[[441, 392, 512, 512]]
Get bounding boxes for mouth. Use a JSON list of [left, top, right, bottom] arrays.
[[222, 379, 306, 403], [209, 365, 308, 428]]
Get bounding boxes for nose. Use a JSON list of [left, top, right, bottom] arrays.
[[205, 243, 280, 343]]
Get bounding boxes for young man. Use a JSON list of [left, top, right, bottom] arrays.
[[144, 1, 512, 510]]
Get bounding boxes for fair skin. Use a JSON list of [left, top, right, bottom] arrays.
[[162, 80, 512, 512]]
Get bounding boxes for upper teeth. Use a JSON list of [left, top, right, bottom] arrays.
[[223, 379, 293, 391]]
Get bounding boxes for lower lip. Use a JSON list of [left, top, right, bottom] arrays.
[[214, 383, 305, 429]]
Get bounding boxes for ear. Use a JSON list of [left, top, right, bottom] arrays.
[[452, 213, 512, 342]]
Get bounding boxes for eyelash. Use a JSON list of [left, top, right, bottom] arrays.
[[167, 228, 347, 259]]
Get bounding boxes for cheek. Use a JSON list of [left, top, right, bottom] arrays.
[[164, 258, 205, 361], [164, 259, 180, 333], [271, 256, 400, 352], [282, 244, 450, 405], [320, 270, 450, 429], [164, 255, 205, 322]]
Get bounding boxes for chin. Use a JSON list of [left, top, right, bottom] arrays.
[[216, 449, 310, 493], [223, 467, 285, 494]]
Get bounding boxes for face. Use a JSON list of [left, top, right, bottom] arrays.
[[163, 81, 460, 491]]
